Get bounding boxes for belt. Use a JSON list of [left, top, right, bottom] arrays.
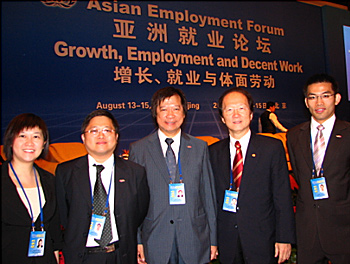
[[86, 241, 119, 254]]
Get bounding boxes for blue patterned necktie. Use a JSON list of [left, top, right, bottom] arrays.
[[165, 138, 176, 183], [93, 164, 112, 248]]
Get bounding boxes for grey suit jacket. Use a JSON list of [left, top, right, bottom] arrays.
[[129, 131, 217, 264], [287, 119, 350, 254]]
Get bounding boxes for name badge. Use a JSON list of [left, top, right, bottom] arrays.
[[28, 231, 46, 257], [310, 177, 329, 200], [169, 183, 186, 205], [88, 214, 106, 240], [223, 190, 238, 213]]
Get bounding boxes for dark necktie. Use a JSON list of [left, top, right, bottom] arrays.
[[232, 141, 243, 190], [165, 138, 176, 183], [313, 125, 326, 176], [93, 164, 112, 248]]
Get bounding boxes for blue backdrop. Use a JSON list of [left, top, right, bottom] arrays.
[[2, 1, 328, 153]]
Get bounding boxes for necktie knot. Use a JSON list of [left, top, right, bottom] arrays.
[[94, 164, 105, 176], [235, 141, 241, 149], [166, 138, 174, 146], [317, 124, 324, 131]]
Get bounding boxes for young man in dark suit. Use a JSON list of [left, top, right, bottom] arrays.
[[55, 110, 149, 264], [287, 74, 350, 263], [209, 87, 295, 264]]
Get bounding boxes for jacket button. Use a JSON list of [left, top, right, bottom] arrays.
[[170, 220, 174, 224], [234, 224, 238, 229]]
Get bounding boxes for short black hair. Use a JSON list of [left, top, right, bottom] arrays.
[[81, 110, 119, 135], [266, 101, 275, 108], [150, 87, 187, 125], [3, 113, 49, 160], [303, 73, 339, 97], [218, 87, 254, 117]]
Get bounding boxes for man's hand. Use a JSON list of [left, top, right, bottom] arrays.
[[275, 243, 291, 264], [210, 245, 218, 260], [137, 244, 147, 264]]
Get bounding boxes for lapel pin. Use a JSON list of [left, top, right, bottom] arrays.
[[119, 179, 126, 182], [336, 135, 342, 138], [187, 145, 192, 148], [252, 153, 256, 157]]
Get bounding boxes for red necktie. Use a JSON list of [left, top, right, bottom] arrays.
[[233, 141, 243, 190]]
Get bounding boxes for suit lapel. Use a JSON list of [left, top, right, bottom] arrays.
[[298, 122, 313, 172], [113, 157, 126, 209], [323, 119, 347, 169], [73, 156, 92, 209], [178, 133, 192, 182], [219, 138, 232, 189], [147, 132, 170, 183], [242, 133, 260, 190]]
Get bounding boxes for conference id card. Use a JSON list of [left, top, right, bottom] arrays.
[[28, 231, 46, 257], [310, 177, 329, 200], [88, 214, 106, 240], [223, 190, 238, 213], [169, 183, 186, 205]]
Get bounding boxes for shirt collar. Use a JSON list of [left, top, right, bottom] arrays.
[[229, 129, 251, 149], [158, 129, 181, 144], [158, 129, 181, 159], [311, 114, 336, 131], [88, 154, 114, 169]]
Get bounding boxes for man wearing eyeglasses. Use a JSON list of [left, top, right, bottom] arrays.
[[55, 110, 150, 264], [287, 73, 350, 264]]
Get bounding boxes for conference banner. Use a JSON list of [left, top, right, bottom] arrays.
[[1, 1, 325, 152]]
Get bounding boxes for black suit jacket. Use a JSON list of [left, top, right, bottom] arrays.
[[55, 155, 150, 264], [209, 133, 295, 264], [287, 119, 350, 254], [1, 161, 63, 264]]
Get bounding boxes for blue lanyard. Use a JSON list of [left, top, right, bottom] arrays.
[[310, 133, 324, 178], [229, 166, 233, 190], [169, 150, 183, 183], [91, 163, 114, 215], [10, 162, 44, 231]]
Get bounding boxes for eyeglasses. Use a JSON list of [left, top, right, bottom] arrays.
[[306, 94, 334, 101], [84, 128, 115, 136]]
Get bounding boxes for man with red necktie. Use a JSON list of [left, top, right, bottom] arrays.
[[209, 87, 295, 264]]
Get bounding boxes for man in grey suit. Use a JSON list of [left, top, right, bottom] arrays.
[[129, 87, 217, 264]]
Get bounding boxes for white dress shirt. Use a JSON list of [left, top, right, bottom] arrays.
[[158, 129, 181, 163], [86, 154, 119, 247], [310, 114, 335, 156], [229, 130, 251, 168]]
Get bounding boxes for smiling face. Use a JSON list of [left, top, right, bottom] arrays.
[[305, 82, 341, 124], [12, 126, 45, 164], [156, 94, 185, 137], [221, 91, 253, 139], [81, 116, 118, 163]]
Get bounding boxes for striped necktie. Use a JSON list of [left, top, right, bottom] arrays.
[[313, 124, 326, 176], [233, 141, 243, 190]]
